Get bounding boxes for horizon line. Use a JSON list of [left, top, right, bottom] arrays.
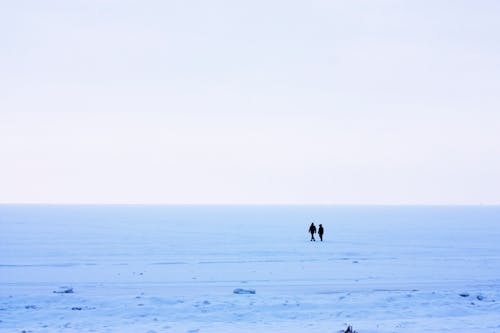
[[0, 202, 499, 206]]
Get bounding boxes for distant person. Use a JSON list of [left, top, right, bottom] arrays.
[[309, 222, 316, 241], [318, 224, 324, 241]]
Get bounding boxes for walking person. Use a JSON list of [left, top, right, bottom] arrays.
[[309, 222, 316, 241], [318, 224, 324, 241]]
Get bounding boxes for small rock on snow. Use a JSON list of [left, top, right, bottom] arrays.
[[53, 287, 74, 294], [233, 288, 256, 294], [459, 293, 470, 297]]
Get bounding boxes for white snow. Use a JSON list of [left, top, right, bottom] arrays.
[[1, 205, 499, 332]]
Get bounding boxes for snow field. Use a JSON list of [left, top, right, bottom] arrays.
[[1, 205, 499, 332]]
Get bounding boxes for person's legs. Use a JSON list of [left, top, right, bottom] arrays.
[[319, 234, 323, 241]]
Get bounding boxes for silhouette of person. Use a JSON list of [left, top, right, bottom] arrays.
[[309, 222, 316, 241], [318, 224, 324, 241]]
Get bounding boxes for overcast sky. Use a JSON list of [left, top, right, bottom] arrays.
[[1, 0, 499, 204]]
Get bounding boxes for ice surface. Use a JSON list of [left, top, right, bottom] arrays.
[[1, 205, 500, 332]]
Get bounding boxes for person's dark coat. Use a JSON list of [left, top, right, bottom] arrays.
[[308, 223, 317, 241]]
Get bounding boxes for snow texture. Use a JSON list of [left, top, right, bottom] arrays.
[[1, 205, 500, 333]]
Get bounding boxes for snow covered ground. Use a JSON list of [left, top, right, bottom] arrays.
[[1, 205, 499, 333]]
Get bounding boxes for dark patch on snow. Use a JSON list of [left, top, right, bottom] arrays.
[[233, 288, 256, 294], [459, 292, 470, 297], [53, 287, 74, 294], [70, 306, 95, 310], [341, 325, 358, 333], [476, 295, 485, 301], [24, 305, 37, 310]]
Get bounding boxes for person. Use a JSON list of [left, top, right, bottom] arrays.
[[318, 224, 324, 241], [308, 222, 316, 241]]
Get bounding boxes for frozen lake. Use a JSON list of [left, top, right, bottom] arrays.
[[1, 205, 499, 332]]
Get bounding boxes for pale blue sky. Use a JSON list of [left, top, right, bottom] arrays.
[[1, 0, 499, 204]]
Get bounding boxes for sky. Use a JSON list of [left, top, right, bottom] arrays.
[[1, 0, 499, 204]]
